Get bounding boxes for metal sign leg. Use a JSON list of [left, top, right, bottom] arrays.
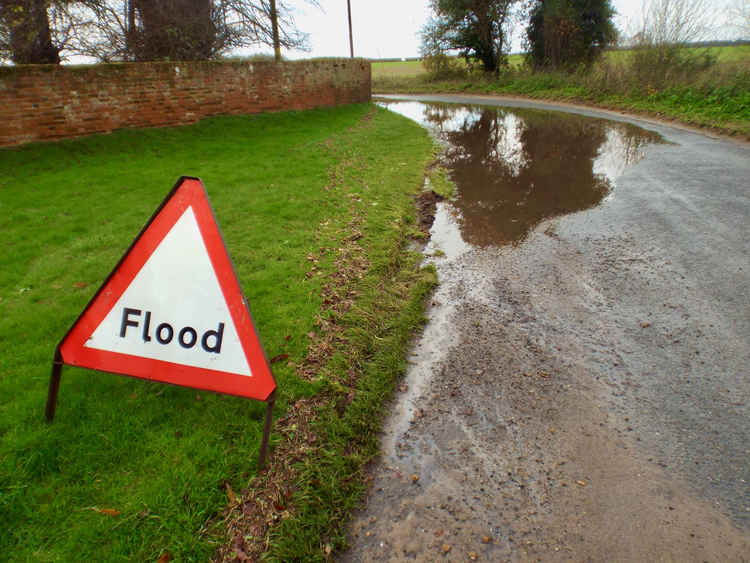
[[258, 394, 276, 470], [46, 349, 63, 423]]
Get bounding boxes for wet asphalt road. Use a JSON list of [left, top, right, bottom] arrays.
[[342, 95, 750, 562]]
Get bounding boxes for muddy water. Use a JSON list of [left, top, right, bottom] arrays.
[[380, 101, 662, 246], [342, 100, 750, 562]]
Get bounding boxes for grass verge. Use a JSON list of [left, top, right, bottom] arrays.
[[0, 103, 437, 561], [372, 45, 750, 139]]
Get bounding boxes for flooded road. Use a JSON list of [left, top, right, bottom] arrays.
[[342, 97, 750, 562], [392, 102, 663, 246]]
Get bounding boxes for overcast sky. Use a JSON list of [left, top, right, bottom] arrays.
[[3, 0, 738, 64], [279, 0, 740, 60]]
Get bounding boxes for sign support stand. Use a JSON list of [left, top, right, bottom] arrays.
[[45, 357, 277, 468], [258, 390, 276, 470], [46, 358, 277, 467], [46, 348, 63, 423]]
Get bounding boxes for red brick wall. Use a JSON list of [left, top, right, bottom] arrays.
[[0, 59, 371, 147]]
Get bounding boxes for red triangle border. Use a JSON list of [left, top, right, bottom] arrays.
[[57, 177, 276, 402]]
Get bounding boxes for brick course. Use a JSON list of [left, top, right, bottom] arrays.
[[0, 59, 371, 147]]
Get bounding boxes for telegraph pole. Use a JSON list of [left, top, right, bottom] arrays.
[[347, 0, 354, 58], [271, 0, 281, 62]]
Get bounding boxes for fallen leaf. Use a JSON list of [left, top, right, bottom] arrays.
[[74, 281, 87, 288], [576, 480, 586, 487], [284, 334, 291, 342], [469, 552, 478, 560], [157, 553, 171, 563], [641, 322, 651, 328], [481, 535, 492, 544], [97, 508, 120, 517], [234, 549, 250, 562], [269, 353, 289, 364], [411, 474, 419, 483], [226, 483, 236, 504], [442, 544, 452, 553], [435, 529, 444, 537]]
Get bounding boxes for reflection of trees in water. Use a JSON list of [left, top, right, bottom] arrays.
[[594, 125, 661, 180], [423, 104, 661, 246]]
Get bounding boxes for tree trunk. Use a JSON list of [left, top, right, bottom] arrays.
[[1, 0, 60, 64], [475, 4, 497, 73], [131, 0, 215, 61]]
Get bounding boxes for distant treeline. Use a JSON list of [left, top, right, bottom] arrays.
[[370, 57, 423, 63], [607, 39, 750, 51], [372, 40, 749, 63]]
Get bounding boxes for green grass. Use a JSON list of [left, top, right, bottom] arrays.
[[372, 53, 524, 81], [0, 104, 437, 561], [372, 45, 750, 138], [372, 59, 426, 78], [669, 44, 750, 63]]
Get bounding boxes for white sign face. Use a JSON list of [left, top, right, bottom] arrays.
[[85, 207, 252, 377]]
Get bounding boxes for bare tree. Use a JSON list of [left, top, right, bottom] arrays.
[[726, 0, 750, 38], [627, 0, 717, 86], [217, 0, 314, 58], [128, 0, 216, 60], [3, 0, 318, 63], [46, 1, 131, 62], [633, 0, 715, 47], [0, 0, 61, 63]]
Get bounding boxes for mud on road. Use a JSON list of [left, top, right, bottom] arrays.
[[341, 98, 750, 562]]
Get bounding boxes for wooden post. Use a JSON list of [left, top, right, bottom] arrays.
[[347, 0, 354, 58], [270, 0, 281, 62]]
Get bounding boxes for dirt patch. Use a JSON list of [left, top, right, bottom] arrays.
[[215, 398, 321, 562], [215, 153, 373, 563], [415, 190, 444, 233]]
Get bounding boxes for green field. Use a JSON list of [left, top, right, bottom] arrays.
[[0, 104, 438, 560], [372, 45, 750, 137], [373, 45, 750, 79], [372, 53, 525, 80]]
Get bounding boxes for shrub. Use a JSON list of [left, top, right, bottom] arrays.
[[629, 44, 716, 90], [422, 52, 467, 80]]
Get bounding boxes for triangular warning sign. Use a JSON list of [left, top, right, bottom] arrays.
[[58, 177, 276, 401]]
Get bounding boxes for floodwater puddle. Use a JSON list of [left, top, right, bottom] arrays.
[[379, 100, 664, 247], [374, 99, 665, 462]]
